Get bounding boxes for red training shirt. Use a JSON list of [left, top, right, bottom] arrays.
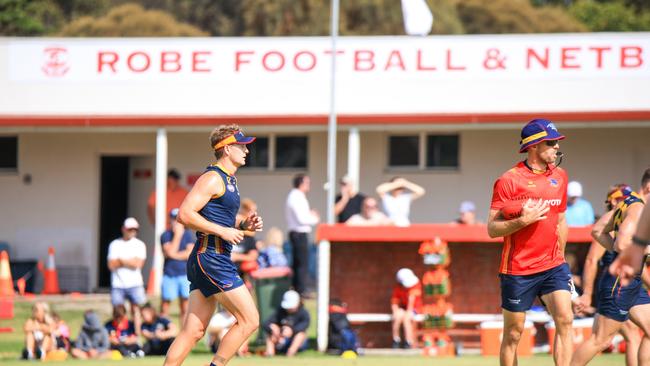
[[391, 283, 423, 312], [490, 162, 568, 275]]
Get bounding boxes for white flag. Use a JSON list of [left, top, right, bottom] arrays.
[[401, 0, 434, 36]]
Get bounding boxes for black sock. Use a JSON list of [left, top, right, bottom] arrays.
[[210, 363, 218, 366]]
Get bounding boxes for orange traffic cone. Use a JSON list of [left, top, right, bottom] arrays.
[[0, 250, 15, 319], [42, 247, 60, 295], [146, 268, 156, 296]]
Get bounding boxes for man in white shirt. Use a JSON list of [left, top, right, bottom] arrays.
[[107, 217, 147, 333], [285, 174, 320, 296], [376, 177, 425, 227]]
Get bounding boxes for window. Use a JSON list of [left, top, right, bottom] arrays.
[[388, 136, 419, 167], [276, 136, 307, 169], [426, 135, 459, 168], [240, 135, 308, 170], [0, 136, 17, 171], [246, 136, 269, 168], [387, 133, 459, 169]]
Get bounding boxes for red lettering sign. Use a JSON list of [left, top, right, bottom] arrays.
[[262, 51, 285, 72], [621, 46, 642, 68], [127, 51, 151, 72], [417, 49, 436, 71], [588, 47, 611, 69], [527, 48, 549, 69], [160, 51, 181, 72], [98, 51, 118, 73], [192, 51, 211, 72], [384, 50, 406, 71], [354, 50, 375, 71], [294, 51, 317, 72], [561, 47, 580, 69]]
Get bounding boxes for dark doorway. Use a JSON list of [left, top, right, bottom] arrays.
[[98, 156, 129, 288]]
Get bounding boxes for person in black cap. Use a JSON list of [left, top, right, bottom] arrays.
[[487, 119, 573, 366]]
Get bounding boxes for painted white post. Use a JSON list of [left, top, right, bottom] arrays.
[[318, 0, 340, 353], [347, 127, 360, 192], [317, 240, 331, 352], [153, 128, 168, 296]]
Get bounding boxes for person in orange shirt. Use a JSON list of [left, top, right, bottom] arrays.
[[148, 169, 189, 229], [390, 268, 422, 349]]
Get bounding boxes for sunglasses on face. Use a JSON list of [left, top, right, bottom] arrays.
[[545, 140, 559, 147]]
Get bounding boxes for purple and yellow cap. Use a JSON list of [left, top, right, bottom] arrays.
[[213, 131, 256, 150], [519, 119, 565, 153], [606, 184, 633, 202]]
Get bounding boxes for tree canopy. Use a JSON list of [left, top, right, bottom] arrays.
[[1, 0, 648, 37]]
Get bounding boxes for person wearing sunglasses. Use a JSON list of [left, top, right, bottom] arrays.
[[487, 119, 572, 366]]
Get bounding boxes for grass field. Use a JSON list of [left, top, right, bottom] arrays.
[[0, 296, 624, 365]]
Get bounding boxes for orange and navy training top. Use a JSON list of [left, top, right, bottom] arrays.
[[391, 283, 423, 312], [195, 164, 240, 257], [490, 162, 568, 275]]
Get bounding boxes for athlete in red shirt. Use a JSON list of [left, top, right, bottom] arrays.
[[488, 119, 572, 366]]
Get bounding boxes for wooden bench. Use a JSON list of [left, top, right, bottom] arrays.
[[347, 312, 553, 351]]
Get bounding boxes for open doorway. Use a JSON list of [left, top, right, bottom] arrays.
[[98, 155, 156, 289], [98, 156, 129, 288]]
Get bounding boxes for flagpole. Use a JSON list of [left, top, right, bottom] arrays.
[[317, 0, 339, 353]]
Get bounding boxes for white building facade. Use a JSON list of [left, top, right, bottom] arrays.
[[1, 34, 649, 289]]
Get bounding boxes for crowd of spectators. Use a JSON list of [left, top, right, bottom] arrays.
[[24, 168, 617, 360]]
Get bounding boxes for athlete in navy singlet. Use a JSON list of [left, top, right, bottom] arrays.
[[164, 124, 263, 366], [572, 184, 650, 366]]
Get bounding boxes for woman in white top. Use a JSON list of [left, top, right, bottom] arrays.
[[376, 177, 425, 226]]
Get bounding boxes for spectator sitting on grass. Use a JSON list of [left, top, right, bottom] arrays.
[[22, 302, 55, 360], [264, 290, 310, 357], [51, 311, 71, 352], [140, 303, 177, 356], [105, 304, 143, 358], [70, 310, 111, 360]]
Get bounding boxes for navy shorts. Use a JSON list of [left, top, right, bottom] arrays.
[[187, 251, 244, 298], [597, 271, 650, 322], [500, 263, 573, 312]]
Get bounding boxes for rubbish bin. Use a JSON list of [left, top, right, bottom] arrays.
[[480, 320, 534, 356], [250, 267, 292, 343]]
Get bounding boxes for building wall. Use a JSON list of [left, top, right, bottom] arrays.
[[331, 241, 589, 348], [0, 126, 648, 288], [0, 132, 155, 289]]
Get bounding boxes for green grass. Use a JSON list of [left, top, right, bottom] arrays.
[[0, 354, 626, 366], [0, 296, 624, 365]]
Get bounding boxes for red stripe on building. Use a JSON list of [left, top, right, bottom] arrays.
[[1, 110, 650, 127]]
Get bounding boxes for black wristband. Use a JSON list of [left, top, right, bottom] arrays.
[[632, 236, 650, 248], [238, 221, 246, 230]]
